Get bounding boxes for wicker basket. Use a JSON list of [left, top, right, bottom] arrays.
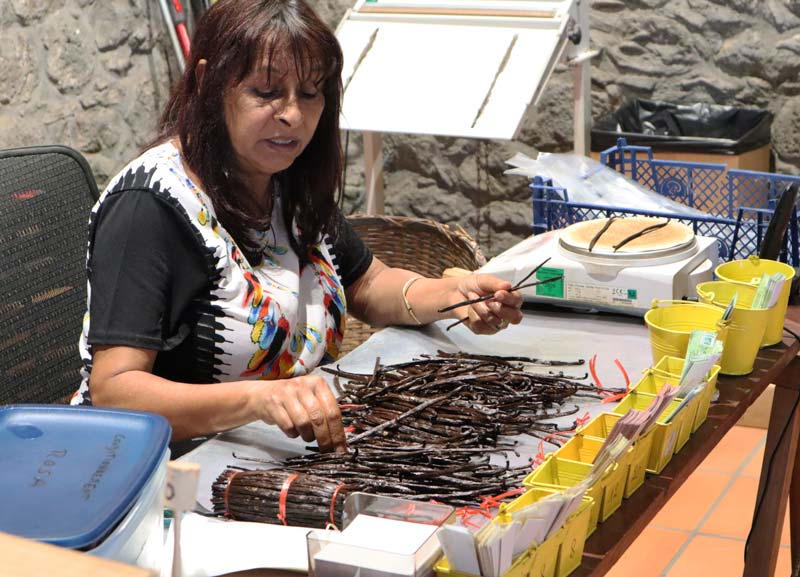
[[339, 214, 487, 356]]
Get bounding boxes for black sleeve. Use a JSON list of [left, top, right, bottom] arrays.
[[87, 189, 208, 350], [329, 210, 373, 288]]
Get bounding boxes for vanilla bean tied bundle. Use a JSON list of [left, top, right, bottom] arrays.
[[212, 469, 354, 528], [212, 352, 620, 527]]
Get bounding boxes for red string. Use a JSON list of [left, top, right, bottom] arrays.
[[223, 471, 245, 518], [601, 392, 627, 404], [575, 411, 591, 428], [277, 473, 300, 526], [534, 426, 579, 467], [478, 487, 526, 511], [614, 358, 631, 391], [344, 425, 356, 434], [329, 483, 347, 528], [589, 354, 602, 390], [534, 440, 546, 466], [455, 506, 489, 528], [599, 358, 631, 403]]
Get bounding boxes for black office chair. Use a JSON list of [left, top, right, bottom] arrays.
[[0, 146, 99, 404]]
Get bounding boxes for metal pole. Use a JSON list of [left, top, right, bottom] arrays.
[[158, 0, 186, 72], [363, 131, 385, 214], [571, 0, 591, 156]]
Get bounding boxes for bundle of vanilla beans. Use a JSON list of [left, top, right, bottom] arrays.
[[212, 351, 619, 527]]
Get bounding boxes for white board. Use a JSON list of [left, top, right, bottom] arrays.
[[336, 1, 574, 140]]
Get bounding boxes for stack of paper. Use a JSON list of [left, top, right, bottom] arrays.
[[438, 524, 482, 575], [475, 515, 520, 577], [663, 330, 723, 423], [592, 384, 680, 468], [752, 272, 786, 310], [440, 488, 584, 577]]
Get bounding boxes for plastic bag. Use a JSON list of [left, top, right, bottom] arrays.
[[505, 152, 708, 218], [592, 99, 772, 154]]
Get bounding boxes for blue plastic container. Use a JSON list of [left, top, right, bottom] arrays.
[[0, 405, 170, 568], [531, 138, 800, 265]]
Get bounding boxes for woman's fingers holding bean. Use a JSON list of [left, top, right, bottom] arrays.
[[493, 288, 524, 310], [295, 384, 339, 451], [282, 392, 317, 443], [256, 376, 344, 451], [311, 379, 347, 452], [465, 293, 498, 334], [257, 386, 300, 438]]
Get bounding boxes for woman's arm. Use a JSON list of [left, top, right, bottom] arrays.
[[90, 345, 346, 451], [345, 257, 523, 334]]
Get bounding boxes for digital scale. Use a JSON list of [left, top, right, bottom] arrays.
[[480, 221, 719, 316]]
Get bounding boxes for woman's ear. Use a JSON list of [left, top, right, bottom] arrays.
[[195, 59, 208, 88]]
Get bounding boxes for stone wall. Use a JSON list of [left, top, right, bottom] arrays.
[[2, 0, 799, 256], [0, 0, 175, 185]]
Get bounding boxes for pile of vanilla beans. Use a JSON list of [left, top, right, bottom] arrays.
[[213, 351, 617, 527]]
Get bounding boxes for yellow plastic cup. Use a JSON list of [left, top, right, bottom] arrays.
[[643, 300, 729, 366], [715, 256, 795, 346], [696, 281, 769, 375]]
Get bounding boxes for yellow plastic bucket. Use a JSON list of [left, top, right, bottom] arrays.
[[643, 300, 729, 366], [523, 456, 608, 528], [715, 256, 795, 346], [632, 370, 700, 432], [505, 488, 594, 577], [612, 392, 692, 473], [650, 357, 721, 432], [576, 413, 652, 498], [696, 281, 769, 375], [552, 436, 627, 520]]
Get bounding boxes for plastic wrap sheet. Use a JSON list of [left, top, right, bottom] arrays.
[[184, 308, 653, 511]]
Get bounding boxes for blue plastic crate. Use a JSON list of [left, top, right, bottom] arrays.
[[531, 138, 800, 265]]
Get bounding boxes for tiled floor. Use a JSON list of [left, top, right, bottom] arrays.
[[606, 424, 794, 577]]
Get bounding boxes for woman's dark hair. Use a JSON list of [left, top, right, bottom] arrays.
[[154, 0, 344, 264]]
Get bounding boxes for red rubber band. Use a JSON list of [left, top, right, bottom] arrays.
[[456, 506, 485, 528], [589, 354, 603, 390], [329, 483, 347, 527], [614, 358, 631, 391], [575, 411, 591, 428], [601, 392, 627, 404], [223, 471, 245, 518], [479, 487, 525, 511], [536, 439, 546, 464], [277, 473, 300, 526]]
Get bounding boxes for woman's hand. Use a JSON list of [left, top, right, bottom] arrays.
[[251, 374, 347, 453], [452, 274, 524, 334]]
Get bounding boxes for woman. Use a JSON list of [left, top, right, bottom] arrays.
[[72, 0, 523, 453]]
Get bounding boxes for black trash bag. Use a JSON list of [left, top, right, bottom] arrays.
[[592, 98, 772, 155]]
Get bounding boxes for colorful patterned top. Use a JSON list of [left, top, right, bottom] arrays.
[[72, 142, 371, 404]]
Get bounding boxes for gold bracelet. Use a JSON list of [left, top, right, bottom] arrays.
[[401, 276, 424, 325]]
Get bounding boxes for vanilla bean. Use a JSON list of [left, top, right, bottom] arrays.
[[438, 276, 562, 313], [613, 219, 670, 251], [588, 217, 617, 252]]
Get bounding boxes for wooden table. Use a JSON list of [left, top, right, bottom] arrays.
[[574, 307, 800, 577]]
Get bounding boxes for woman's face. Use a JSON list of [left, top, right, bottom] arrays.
[[223, 52, 325, 189]]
